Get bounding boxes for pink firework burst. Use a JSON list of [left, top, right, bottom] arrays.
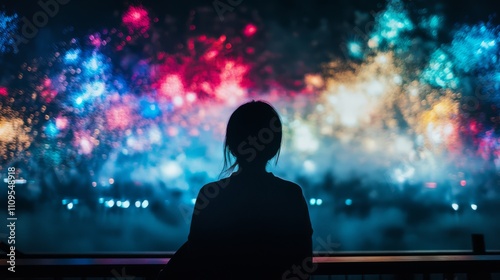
[[41, 78, 58, 103], [159, 74, 185, 99], [0, 86, 8, 97], [106, 104, 134, 130], [243, 23, 257, 37], [122, 5, 150, 33]]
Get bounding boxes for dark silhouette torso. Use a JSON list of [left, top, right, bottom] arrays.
[[162, 171, 313, 279]]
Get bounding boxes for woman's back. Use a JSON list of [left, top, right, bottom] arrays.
[[185, 172, 312, 278]]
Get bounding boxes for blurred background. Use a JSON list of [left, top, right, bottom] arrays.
[[0, 0, 500, 253]]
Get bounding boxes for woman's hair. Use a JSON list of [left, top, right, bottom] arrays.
[[221, 100, 282, 177]]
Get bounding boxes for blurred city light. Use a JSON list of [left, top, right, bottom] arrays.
[[106, 200, 115, 208], [122, 200, 130, 208]]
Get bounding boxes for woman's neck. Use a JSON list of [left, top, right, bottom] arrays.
[[235, 163, 268, 175]]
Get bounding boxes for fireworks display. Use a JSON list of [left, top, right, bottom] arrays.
[[0, 0, 499, 252]]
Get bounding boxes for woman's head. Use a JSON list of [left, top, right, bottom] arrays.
[[222, 100, 282, 175]]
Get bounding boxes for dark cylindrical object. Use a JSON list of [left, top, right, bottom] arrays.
[[471, 234, 485, 253]]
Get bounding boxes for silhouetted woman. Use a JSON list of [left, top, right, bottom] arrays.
[[159, 100, 313, 279]]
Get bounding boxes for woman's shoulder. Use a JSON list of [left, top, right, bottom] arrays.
[[199, 176, 232, 192], [269, 173, 296, 185], [268, 173, 304, 194], [199, 173, 303, 195]]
